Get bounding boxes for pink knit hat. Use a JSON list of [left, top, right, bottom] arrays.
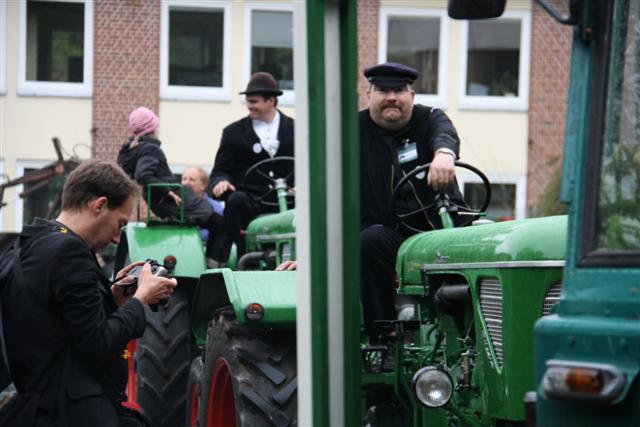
[[129, 107, 159, 137]]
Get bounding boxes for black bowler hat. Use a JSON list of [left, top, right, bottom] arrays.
[[239, 72, 283, 96], [364, 62, 419, 88]]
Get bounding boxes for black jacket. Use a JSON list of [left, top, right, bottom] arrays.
[[208, 111, 294, 198], [0, 219, 146, 426], [360, 104, 467, 232], [117, 136, 214, 223]]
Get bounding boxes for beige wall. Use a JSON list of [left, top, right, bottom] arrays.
[[379, 0, 531, 177], [1, 0, 531, 230], [0, 1, 92, 231], [159, 0, 295, 171]]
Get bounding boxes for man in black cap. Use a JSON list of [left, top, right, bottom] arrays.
[[359, 62, 468, 356], [208, 72, 294, 265]]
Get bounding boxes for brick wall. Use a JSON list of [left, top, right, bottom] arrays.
[[527, 1, 572, 215], [92, 0, 161, 161], [357, 0, 379, 110]]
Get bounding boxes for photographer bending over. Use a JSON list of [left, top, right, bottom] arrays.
[[0, 160, 176, 426]]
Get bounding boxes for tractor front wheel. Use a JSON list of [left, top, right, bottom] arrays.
[[135, 292, 194, 427], [199, 308, 297, 427]]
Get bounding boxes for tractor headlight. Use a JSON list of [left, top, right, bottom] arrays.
[[412, 366, 453, 408]]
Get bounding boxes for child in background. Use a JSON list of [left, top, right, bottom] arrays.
[[117, 107, 231, 267]]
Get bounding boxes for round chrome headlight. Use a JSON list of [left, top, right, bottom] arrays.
[[412, 366, 453, 408]]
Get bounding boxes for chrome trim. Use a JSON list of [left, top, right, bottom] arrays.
[[255, 232, 296, 242], [422, 260, 565, 271], [543, 282, 563, 316], [479, 278, 503, 367]]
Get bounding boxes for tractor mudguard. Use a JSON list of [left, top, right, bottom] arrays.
[[118, 223, 205, 278], [191, 269, 296, 346]]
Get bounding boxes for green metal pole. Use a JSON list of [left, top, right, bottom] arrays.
[[306, 1, 329, 425], [339, 0, 361, 425]]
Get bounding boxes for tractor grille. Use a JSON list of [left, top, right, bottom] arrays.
[[479, 278, 503, 367], [543, 282, 563, 316]]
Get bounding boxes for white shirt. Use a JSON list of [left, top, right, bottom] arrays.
[[252, 111, 281, 157]]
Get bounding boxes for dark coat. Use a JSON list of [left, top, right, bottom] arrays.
[[360, 104, 467, 232], [208, 111, 295, 198], [117, 136, 213, 224], [0, 219, 146, 427]]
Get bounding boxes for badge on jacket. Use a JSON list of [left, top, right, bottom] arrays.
[[252, 143, 263, 154], [397, 142, 418, 164]]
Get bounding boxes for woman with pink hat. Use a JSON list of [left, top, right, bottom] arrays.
[[117, 107, 231, 266]]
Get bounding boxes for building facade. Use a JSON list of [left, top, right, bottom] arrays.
[[0, 0, 569, 232]]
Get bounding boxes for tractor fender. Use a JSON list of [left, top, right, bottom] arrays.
[[191, 270, 297, 346], [116, 223, 205, 279]]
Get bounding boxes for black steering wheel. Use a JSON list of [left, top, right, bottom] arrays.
[[243, 156, 295, 207], [391, 161, 491, 232]]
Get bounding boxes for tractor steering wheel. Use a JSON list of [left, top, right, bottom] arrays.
[[391, 161, 491, 232], [242, 156, 295, 207]]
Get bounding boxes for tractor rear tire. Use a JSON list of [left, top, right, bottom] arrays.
[[199, 308, 297, 427], [135, 292, 194, 427], [186, 357, 203, 427]]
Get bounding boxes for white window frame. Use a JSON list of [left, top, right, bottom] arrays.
[[160, 0, 232, 102], [458, 172, 527, 220], [14, 160, 49, 231], [18, 0, 93, 98], [244, 2, 295, 106], [0, 1, 6, 95], [458, 10, 531, 111], [378, 7, 449, 109]]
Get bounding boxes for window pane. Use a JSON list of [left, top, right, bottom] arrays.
[[26, 1, 84, 83], [251, 11, 293, 90], [387, 16, 440, 95], [23, 168, 65, 224], [169, 9, 224, 87], [465, 183, 516, 221], [466, 19, 520, 96], [595, 1, 640, 252]]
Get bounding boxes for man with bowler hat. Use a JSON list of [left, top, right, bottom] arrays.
[[208, 72, 294, 264], [359, 62, 468, 366]]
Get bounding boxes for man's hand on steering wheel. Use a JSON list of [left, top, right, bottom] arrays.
[[427, 151, 456, 191], [212, 180, 236, 198]]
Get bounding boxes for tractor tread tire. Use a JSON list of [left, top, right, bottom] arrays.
[[200, 308, 297, 427], [136, 294, 192, 427]]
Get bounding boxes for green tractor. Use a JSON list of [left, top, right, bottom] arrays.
[[360, 163, 566, 427], [114, 157, 296, 427], [119, 155, 568, 427], [116, 0, 640, 425]]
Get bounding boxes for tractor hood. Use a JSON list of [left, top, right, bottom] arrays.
[[396, 215, 568, 287], [245, 209, 296, 249]]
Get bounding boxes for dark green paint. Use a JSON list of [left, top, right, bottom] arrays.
[[307, 1, 329, 425], [535, 1, 640, 425], [339, 0, 361, 426]]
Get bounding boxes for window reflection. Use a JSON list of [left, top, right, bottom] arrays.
[[251, 10, 293, 91], [596, 0, 640, 251], [466, 19, 520, 97], [387, 16, 440, 95], [169, 9, 224, 87], [26, 0, 84, 83]]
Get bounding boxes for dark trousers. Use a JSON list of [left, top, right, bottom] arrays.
[[203, 212, 232, 262], [360, 224, 406, 339], [225, 191, 278, 257]]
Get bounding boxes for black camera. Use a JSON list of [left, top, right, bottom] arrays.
[[114, 259, 170, 296]]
